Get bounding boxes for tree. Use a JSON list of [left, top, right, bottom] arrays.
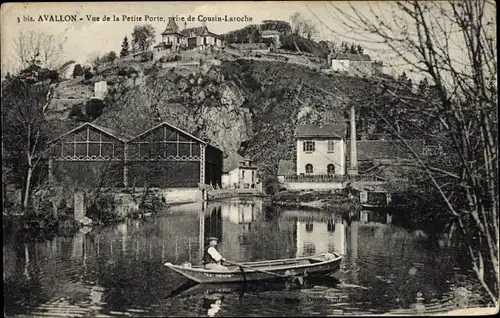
[[261, 20, 292, 34], [102, 51, 117, 63], [131, 24, 156, 52], [87, 52, 102, 72], [301, 19, 318, 40], [1, 63, 59, 210], [12, 30, 67, 71], [72, 64, 83, 78], [329, 0, 498, 303], [289, 12, 318, 39], [290, 12, 303, 36], [120, 36, 130, 57], [357, 44, 364, 54]]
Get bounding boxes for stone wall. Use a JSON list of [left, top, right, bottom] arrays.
[[283, 181, 346, 191]]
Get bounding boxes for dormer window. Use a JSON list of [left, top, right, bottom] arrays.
[[303, 141, 315, 152]]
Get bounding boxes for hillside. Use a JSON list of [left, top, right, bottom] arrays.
[[44, 58, 388, 183]]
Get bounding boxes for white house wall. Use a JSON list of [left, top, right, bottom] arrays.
[[296, 139, 345, 175], [331, 59, 350, 72], [295, 221, 346, 257]]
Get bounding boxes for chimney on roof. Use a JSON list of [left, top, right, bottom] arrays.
[[184, 21, 187, 30]]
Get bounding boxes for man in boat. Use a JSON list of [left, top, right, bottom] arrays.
[[203, 237, 230, 271]]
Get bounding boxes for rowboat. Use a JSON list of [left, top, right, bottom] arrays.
[[164, 252, 342, 284]]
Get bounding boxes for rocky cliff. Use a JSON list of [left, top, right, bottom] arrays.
[[45, 58, 375, 182]]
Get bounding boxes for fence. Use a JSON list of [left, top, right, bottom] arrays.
[[283, 174, 384, 183]]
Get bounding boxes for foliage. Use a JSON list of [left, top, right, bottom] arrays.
[[136, 51, 153, 62], [2, 63, 59, 210], [131, 24, 156, 51], [261, 20, 292, 34], [116, 66, 138, 77], [68, 103, 87, 121], [87, 194, 124, 224], [102, 51, 118, 63], [330, 0, 498, 303], [279, 35, 329, 58], [120, 36, 130, 57], [290, 12, 318, 39], [11, 30, 67, 71], [85, 98, 107, 120], [72, 64, 83, 78], [223, 25, 262, 44]]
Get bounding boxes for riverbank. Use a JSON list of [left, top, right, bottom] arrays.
[[3, 211, 81, 242], [271, 190, 360, 212]]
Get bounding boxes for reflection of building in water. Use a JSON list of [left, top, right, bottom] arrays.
[[295, 217, 346, 257], [220, 199, 263, 224], [359, 210, 393, 225], [219, 200, 294, 261]]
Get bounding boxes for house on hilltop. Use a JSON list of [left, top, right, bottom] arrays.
[[328, 53, 380, 77], [153, 19, 224, 59]]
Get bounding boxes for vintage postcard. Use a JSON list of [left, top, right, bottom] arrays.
[[2, 1, 498, 317]]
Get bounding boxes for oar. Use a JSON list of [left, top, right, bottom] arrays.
[[223, 260, 292, 280]]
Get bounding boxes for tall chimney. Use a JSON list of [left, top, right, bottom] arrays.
[[348, 105, 358, 175]]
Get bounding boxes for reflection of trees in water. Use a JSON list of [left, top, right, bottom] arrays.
[[204, 206, 223, 241]]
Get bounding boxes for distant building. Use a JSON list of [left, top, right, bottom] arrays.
[[261, 30, 281, 48], [153, 19, 224, 57], [345, 139, 425, 164], [329, 53, 375, 77], [295, 123, 347, 176], [221, 154, 260, 190]]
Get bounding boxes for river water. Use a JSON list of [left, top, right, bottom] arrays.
[[3, 197, 490, 317]]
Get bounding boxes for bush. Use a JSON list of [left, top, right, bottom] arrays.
[[139, 51, 153, 62], [68, 103, 87, 121], [87, 194, 123, 224], [117, 66, 138, 77], [72, 64, 83, 78], [84, 98, 106, 120]]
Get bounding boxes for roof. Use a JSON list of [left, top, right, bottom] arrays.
[[223, 153, 244, 173], [332, 53, 371, 61], [261, 30, 281, 36], [295, 124, 347, 139], [48, 122, 131, 144], [346, 140, 425, 161], [153, 42, 173, 49], [127, 122, 207, 144], [222, 153, 257, 173], [161, 19, 180, 35], [278, 160, 295, 176], [180, 26, 207, 37]]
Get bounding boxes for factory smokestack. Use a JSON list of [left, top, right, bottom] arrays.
[[348, 105, 358, 175]]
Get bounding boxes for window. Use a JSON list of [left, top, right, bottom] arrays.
[[305, 222, 314, 232], [252, 171, 255, 182], [327, 164, 335, 176], [328, 140, 335, 152], [305, 164, 313, 174], [303, 242, 316, 256], [242, 170, 245, 178], [303, 141, 315, 152]]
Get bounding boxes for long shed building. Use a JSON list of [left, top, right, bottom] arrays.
[[48, 122, 222, 189]]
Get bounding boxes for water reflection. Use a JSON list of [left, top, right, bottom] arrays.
[[3, 199, 490, 316]]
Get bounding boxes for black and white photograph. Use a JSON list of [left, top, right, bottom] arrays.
[[1, 1, 498, 316]]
